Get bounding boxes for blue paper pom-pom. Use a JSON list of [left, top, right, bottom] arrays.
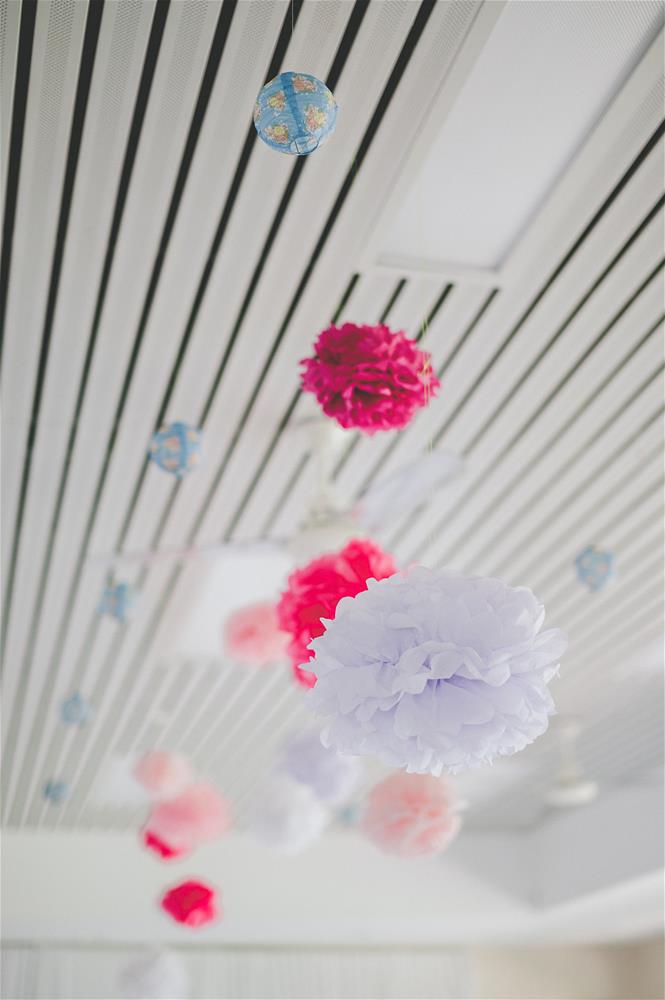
[[43, 780, 70, 805], [575, 546, 615, 592], [60, 692, 92, 728], [149, 421, 202, 478], [99, 581, 136, 624], [254, 72, 337, 155]]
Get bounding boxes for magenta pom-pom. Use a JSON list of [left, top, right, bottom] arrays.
[[277, 538, 397, 688], [300, 323, 440, 434]]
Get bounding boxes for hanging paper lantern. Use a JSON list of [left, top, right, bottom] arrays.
[[254, 72, 337, 156], [118, 950, 189, 1000], [160, 879, 219, 928], [98, 581, 136, 624], [249, 773, 330, 853], [60, 692, 92, 728], [149, 421, 202, 478], [43, 779, 69, 805], [300, 323, 440, 434], [223, 601, 288, 666], [133, 750, 192, 801], [147, 782, 232, 847], [575, 545, 615, 592], [307, 567, 567, 775], [282, 729, 360, 804], [277, 538, 397, 688], [141, 828, 192, 862], [361, 773, 461, 857]]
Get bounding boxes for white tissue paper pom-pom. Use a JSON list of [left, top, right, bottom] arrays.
[[249, 773, 330, 853], [306, 567, 567, 775], [91, 755, 150, 810], [282, 729, 360, 804], [118, 950, 188, 999]]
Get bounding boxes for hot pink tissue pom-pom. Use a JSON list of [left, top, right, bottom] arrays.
[[300, 323, 440, 435], [277, 538, 397, 688], [160, 879, 219, 927], [361, 773, 461, 858], [141, 828, 192, 861], [133, 751, 192, 800], [147, 782, 232, 847], [223, 602, 288, 666]]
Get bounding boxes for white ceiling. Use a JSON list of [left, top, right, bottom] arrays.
[[0, 0, 663, 940]]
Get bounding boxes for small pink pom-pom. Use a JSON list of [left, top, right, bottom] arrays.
[[361, 773, 461, 858], [300, 323, 440, 434], [160, 879, 219, 927], [223, 602, 288, 666], [147, 782, 232, 847], [277, 538, 397, 687], [133, 751, 192, 800]]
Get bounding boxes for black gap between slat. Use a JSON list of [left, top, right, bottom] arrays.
[[0, 0, 37, 360]]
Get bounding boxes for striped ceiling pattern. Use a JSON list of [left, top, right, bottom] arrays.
[[1, 0, 663, 835]]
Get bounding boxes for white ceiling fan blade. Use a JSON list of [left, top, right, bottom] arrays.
[[356, 449, 464, 532]]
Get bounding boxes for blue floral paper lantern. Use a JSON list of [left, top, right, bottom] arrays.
[[43, 780, 70, 805], [254, 72, 338, 155], [149, 421, 202, 478], [99, 581, 136, 624], [575, 546, 615, 592], [60, 692, 92, 728]]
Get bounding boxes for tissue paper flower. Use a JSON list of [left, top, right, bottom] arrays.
[[141, 828, 192, 861], [575, 545, 615, 592], [149, 421, 202, 478], [249, 774, 329, 853], [43, 779, 69, 805], [282, 729, 360, 804], [223, 602, 288, 666], [98, 581, 136, 623], [277, 538, 397, 688], [60, 692, 92, 728], [118, 950, 189, 999], [160, 880, 218, 927], [361, 773, 461, 857], [147, 782, 232, 846], [307, 567, 567, 774], [133, 751, 191, 800], [300, 323, 440, 434]]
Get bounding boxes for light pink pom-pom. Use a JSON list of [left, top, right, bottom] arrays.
[[223, 602, 288, 666], [133, 751, 192, 800], [361, 773, 461, 858], [300, 323, 440, 434], [147, 782, 232, 846]]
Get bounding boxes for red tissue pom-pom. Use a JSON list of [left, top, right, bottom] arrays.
[[160, 879, 219, 927], [300, 323, 440, 434], [141, 828, 191, 861], [277, 538, 397, 688]]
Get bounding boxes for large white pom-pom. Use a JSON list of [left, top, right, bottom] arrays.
[[306, 567, 567, 775], [282, 729, 360, 804], [118, 950, 188, 999], [249, 774, 330, 853]]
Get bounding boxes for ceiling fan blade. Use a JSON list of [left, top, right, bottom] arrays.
[[355, 449, 464, 532]]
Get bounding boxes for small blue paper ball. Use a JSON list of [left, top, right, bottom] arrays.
[[99, 581, 136, 624], [149, 421, 202, 478], [339, 803, 361, 827], [43, 780, 69, 805], [254, 72, 338, 155], [61, 692, 92, 728], [575, 546, 615, 592]]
